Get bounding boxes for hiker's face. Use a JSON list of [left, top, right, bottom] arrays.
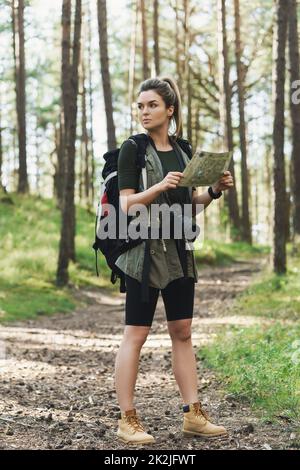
[[137, 90, 174, 131]]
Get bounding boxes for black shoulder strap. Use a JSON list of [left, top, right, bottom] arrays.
[[127, 133, 149, 169], [176, 137, 192, 160]]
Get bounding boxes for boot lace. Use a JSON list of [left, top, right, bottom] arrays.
[[193, 402, 212, 422], [125, 414, 145, 433]]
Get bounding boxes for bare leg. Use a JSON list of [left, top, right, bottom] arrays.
[[114, 325, 150, 412], [167, 319, 198, 404]]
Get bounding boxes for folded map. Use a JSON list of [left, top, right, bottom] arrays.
[[177, 150, 233, 187]]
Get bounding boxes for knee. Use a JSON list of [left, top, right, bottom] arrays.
[[123, 325, 150, 348], [168, 320, 192, 342]]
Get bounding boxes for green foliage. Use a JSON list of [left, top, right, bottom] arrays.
[[201, 323, 300, 423], [219, 204, 230, 226], [201, 252, 300, 423], [0, 279, 75, 322], [195, 239, 270, 267], [232, 256, 300, 320], [0, 193, 113, 323]]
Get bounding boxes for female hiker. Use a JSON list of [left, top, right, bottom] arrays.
[[114, 76, 234, 444]]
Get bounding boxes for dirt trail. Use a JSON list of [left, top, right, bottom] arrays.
[[0, 258, 295, 450]]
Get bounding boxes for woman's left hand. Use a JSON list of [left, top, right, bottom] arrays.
[[212, 171, 234, 193]]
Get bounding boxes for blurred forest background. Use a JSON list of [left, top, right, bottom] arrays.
[[0, 0, 299, 438], [0, 0, 299, 317]]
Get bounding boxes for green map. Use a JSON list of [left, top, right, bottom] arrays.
[[178, 150, 233, 187]]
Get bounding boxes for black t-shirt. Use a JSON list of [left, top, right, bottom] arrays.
[[118, 140, 195, 205]]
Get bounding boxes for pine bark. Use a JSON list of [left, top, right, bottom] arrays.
[[97, 0, 117, 150], [288, 0, 300, 239], [57, 0, 82, 285], [234, 0, 252, 243], [153, 0, 160, 76], [140, 0, 150, 79], [272, 0, 288, 274], [12, 0, 28, 193], [217, 0, 240, 237]]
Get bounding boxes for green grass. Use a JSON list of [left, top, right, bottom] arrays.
[[200, 252, 300, 424], [0, 279, 75, 322], [0, 193, 114, 323], [231, 255, 300, 321], [194, 239, 270, 267], [201, 323, 300, 424]]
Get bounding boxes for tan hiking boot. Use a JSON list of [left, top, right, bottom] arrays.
[[183, 402, 228, 439], [117, 408, 155, 445]]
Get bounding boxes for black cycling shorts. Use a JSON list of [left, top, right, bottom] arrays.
[[124, 274, 195, 326]]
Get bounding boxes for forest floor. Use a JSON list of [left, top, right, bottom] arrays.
[[0, 257, 297, 450]]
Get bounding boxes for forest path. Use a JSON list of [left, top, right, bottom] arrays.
[[0, 257, 294, 450]]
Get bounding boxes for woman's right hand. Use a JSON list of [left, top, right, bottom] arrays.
[[158, 172, 184, 192]]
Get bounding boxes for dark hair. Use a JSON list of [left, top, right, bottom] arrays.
[[138, 76, 183, 139]]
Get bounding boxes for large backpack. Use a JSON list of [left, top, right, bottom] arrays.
[[92, 133, 192, 296]]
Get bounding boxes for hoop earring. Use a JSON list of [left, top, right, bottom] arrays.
[[168, 116, 176, 136]]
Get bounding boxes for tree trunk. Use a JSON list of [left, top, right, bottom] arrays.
[[153, 0, 160, 76], [12, 129, 18, 191], [265, 146, 273, 247], [288, 0, 300, 240], [0, 98, 3, 191], [79, 131, 83, 201], [68, 0, 82, 261], [87, 0, 95, 206], [255, 169, 259, 231], [175, 0, 182, 92], [81, 38, 90, 203], [140, 0, 150, 80], [128, 0, 138, 135], [57, 0, 82, 285], [184, 0, 192, 143], [97, 0, 117, 150], [194, 101, 201, 150], [57, 0, 71, 208], [12, 0, 28, 193], [35, 116, 41, 196], [57, 0, 72, 285], [234, 0, 252, 244], [272, 0, 288, 274], [187, 64, 192, 143], [217, 0, 240, 238], [53, 120, 63, 201]]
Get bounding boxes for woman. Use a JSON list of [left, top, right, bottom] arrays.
[[114, 76, 234, 445]]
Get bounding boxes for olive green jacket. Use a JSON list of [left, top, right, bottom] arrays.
[[115, 141, 198, 289]]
